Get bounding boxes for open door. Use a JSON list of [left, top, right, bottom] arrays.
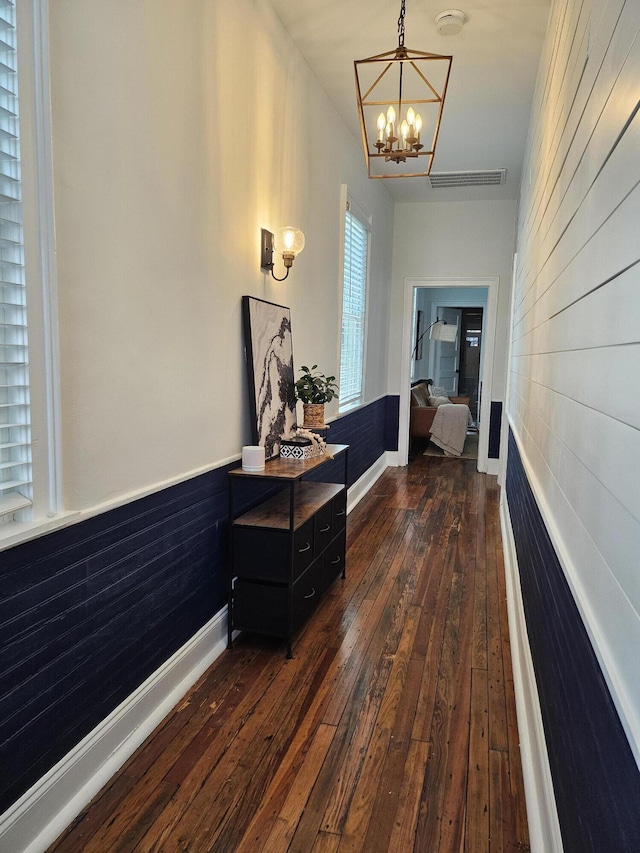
[[458, 307, 483, 422], [433, 307, 461, 395]]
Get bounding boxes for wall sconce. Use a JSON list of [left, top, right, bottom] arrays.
[[261, 226, 305, 281]]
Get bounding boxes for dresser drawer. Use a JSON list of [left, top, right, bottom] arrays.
[[323, 529, 346, 590], [332, 490, 347, 532], [231, 578, 288, 637], [293, 558, 323, 630], [293, 518, 315, 578], [232, 517, 315, 583], [314, 501, 334, 555]]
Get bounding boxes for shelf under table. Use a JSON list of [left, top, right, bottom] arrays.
[[233, 481, 343, 531]]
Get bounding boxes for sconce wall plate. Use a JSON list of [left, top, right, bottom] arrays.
[[261, 229, 274, 272]]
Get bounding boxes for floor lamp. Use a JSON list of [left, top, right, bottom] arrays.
[[412, 318, 458, 361]]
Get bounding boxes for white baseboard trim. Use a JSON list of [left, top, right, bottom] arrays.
[[346, 452, 391, 514], [500, 497, 564, 853], [486, 458, 499, 477], [0, 607, 230, 853], [384, 450, 400, 467]]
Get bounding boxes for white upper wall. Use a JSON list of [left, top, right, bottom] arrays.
[[509, 0, 640, 765], [46, 0, 394, 510], [388, 199, 517, 398]]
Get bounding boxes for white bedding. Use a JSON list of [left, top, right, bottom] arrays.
[[429, 403, 471, 457]]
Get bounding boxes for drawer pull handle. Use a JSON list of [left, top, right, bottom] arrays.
[[336, 510, 346, 516], [320, 524, 331, 533], [298, 543, 311, 553], [304, 587, 316, 599], [331, 556, 341, 565]]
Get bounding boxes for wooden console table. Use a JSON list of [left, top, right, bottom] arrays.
[[227, 444, 348, 657]]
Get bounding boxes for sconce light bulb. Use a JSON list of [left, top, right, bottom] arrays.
[[386, 105, 396, 125], [415, 113, 423, 133], [274, 226, 305, 258], [377, 112, 386, 131], [400, 120, 409, 140], [406, 106, 415, 126], [283, 229, 295, 252]]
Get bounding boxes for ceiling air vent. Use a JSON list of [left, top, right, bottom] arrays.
[[426, 169, 507, 189]]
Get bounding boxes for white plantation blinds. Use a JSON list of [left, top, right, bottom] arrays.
[[0, 0, 31, 520], [340, 207, 369, 409]]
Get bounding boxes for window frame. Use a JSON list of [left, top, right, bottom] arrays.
[[0, 0, 61, 545], [338, 188, 371, 414]]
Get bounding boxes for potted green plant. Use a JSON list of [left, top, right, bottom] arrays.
[[295, 364, 338, 427]]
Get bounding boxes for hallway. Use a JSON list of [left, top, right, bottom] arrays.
[[50, 457, 529, 852]]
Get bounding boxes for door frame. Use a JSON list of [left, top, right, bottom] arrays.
[[398, 277, 499, 471]]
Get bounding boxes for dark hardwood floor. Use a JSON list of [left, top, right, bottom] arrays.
[[49, 456, 530, 852]]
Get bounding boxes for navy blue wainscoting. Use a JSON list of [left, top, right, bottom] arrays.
[[0, 396, 396, 815], [317, 396, 390, 487], [505, 429, 640, 852], [488, 401, 502, 459], [0, 466, 231, 815], [384, 395, 400, 452]]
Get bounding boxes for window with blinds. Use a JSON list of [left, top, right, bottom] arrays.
[[0, 0, 31, 521], [339, 206, 369, 410]]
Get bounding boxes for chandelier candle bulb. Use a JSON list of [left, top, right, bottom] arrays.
[[387, 105, 395, 138], [401, 120, 409, 148]]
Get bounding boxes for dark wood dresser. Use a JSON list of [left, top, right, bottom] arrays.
[[227, 444, 348, 657]]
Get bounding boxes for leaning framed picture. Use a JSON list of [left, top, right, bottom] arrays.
[[242, 296, 297, 459]]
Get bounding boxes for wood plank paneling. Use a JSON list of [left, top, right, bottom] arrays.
[[48, 457, 528, 852], [509, 7, 640, 843]]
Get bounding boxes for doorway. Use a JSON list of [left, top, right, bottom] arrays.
[[428, 305, 483, 426], [399, 278, 498, 471]]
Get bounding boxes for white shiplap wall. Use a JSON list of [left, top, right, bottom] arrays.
[[509, 0, 640, 764]]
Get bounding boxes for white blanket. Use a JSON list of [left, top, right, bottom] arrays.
[[429, 404, 471, 457]]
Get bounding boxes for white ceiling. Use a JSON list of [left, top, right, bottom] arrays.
[[270, 0, 551, 202]]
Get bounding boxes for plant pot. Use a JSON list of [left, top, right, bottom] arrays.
[[302, 403, 325, 428]]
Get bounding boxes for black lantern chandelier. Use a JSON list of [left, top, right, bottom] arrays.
[[354, 0, 452, 179]]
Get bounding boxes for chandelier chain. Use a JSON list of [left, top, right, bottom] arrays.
[[397, 0, 406, 47]]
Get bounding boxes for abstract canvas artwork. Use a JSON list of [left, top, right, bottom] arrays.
[[242, 296, 297, 459]]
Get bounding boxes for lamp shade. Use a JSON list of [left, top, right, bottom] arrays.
[[430, 321, 458, 342], [274, 226, 305, 258]]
